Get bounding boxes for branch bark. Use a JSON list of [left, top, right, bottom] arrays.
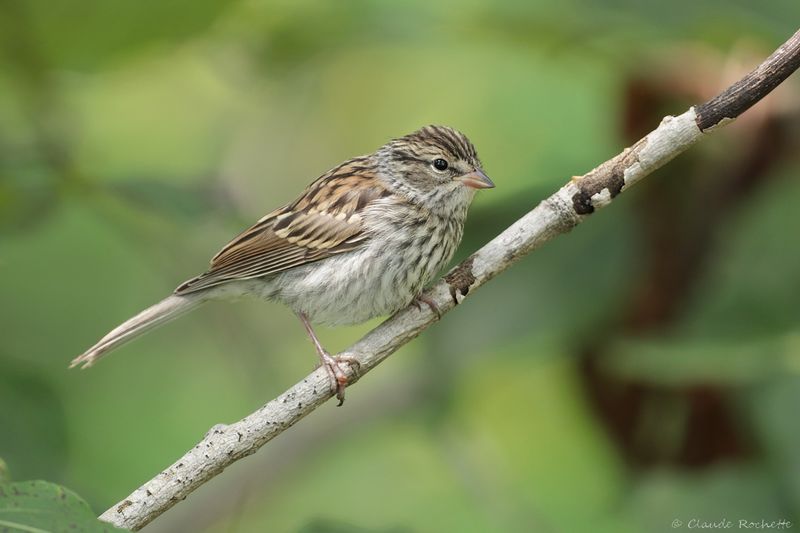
[[99, 29, 800, 530]]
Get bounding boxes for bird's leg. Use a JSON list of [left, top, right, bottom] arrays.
[[296, 312, 359, 406], [411, 292, 441, 318]]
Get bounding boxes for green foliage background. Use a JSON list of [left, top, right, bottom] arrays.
[[1, 1, 799, 532]]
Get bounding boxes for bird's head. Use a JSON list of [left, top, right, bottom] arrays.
[[376, 125, 494, 210]]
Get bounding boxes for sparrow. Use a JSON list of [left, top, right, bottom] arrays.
[[70, 125, 494, 404]]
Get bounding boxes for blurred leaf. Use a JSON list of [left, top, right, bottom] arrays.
[[679, 176, 800, 340], [745, 376, 800, 514], [450, 340, 633, 533], [0, 480, 128, 532], [629, 466, 786, 532], [0, 459, 8, 484], [0, 0, 237, 73], [0, 165, 60, 236], [603, 332, 800, 386], [67, 50, 239, 184], [108, 180, 232, 221], [0, 358, 68, 482], [298, 518, 411, 533]]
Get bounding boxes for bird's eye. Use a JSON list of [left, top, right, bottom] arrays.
[[433, 158, 449, 171]]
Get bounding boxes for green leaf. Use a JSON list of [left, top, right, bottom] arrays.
[[0, 480, 128, 533], [0, 459, 8, 484], [603, 333, 800, 386], [0, 358, 69, 482]]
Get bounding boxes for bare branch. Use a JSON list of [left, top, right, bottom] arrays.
[[695, 30, 800, 131], [99, 28, 800, 531]]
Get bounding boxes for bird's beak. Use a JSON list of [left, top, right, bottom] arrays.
[[457, 168, 495, 189]]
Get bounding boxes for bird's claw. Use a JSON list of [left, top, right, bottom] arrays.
[[411, 293, 441, 318], [319, 352, 360, 406]]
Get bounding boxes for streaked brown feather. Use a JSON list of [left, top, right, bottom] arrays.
[[175, 160, 389, 294]]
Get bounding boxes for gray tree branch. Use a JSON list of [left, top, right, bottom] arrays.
[[99, 28, 800, 530]]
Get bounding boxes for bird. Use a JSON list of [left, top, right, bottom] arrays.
[[70, 125, 494, 404]]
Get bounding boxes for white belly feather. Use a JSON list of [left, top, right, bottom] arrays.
[[266, 201, 465, 326]]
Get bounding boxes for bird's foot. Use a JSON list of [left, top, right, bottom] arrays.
[[411, 293, 441, 318], [319, 352, 361, 406]]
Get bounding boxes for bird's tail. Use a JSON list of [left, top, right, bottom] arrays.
[[70, 293, 206, 369]]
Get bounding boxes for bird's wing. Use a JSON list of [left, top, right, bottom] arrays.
[[175, 161, 390, 294]]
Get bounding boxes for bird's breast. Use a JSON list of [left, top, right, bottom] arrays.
[[270, 206, 465, 326]]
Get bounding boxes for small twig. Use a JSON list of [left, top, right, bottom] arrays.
[[695, 32, 800, 131], [99, 29, 800, 531]]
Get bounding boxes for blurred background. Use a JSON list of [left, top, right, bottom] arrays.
[[1, 1, 799, 532]]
